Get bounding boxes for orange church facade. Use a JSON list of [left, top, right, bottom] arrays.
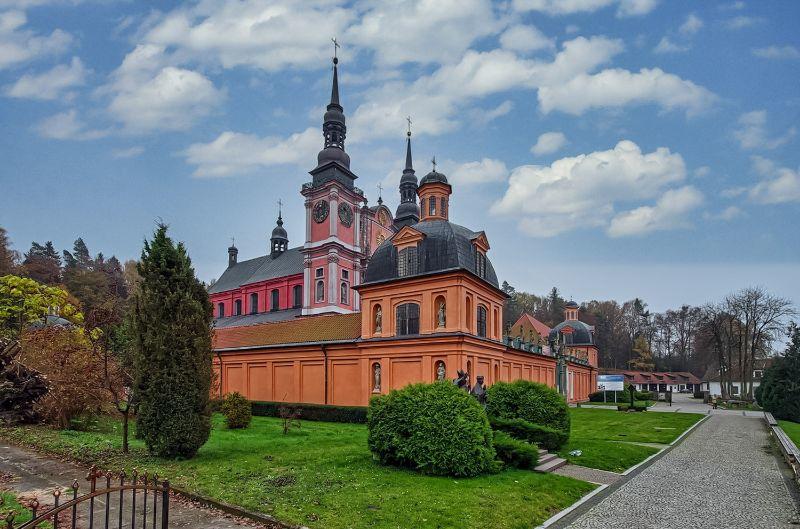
[[210, 56, 597, 407]]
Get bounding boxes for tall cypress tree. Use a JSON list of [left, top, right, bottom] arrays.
[[131, 225, 212, 458]]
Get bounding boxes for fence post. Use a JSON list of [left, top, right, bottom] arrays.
[[160, 481, 169, 529], [53, 489, 61, 529], [5, 511, 14, 529]]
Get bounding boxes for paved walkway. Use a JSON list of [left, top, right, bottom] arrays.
[[561, 414, 800, 528], [0, 444, 263, 528]]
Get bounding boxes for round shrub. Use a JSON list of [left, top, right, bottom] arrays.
[[221, 392, 252, 429], [486, 380, 570, 434], [367, 382, 497, 477]]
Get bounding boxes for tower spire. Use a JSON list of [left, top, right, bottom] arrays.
[[405, 116, 414, 172], [312, 38, 352, 181], [394, 118, 420, 229], [330, 38, 341, 109]]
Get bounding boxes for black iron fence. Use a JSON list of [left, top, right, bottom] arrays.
[[4, 466, 170, 529]]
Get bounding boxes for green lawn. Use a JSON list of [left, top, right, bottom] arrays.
[[583, 400, 654, 407], [0, 415, 594, 529], [1, 491, 52, 528], [779, 420, 800, 446], [558, 408, 704, 472]]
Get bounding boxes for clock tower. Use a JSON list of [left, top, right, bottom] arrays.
[[300, 53, 364, 315]]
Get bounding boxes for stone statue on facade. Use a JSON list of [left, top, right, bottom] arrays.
[[373, 363, 381, 392], [437, 301, 446, 328], [375, 306, 382, 333], [470, 375, 487, 406], [436, 361, 446, 381], [453, 370, 469, 390]]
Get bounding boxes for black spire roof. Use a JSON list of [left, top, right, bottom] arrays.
[[395, 127, 420, 228], [270, 211, 288, 258]]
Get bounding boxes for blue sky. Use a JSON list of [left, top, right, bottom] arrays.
[[1, 0, 798, 312]]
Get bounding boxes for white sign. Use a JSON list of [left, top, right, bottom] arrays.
[[597, 375, 625, 392]]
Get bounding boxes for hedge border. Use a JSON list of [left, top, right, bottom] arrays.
[[250, 400, 367, 423]]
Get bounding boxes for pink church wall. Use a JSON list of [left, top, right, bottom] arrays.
[[210, 273, 304, 317]]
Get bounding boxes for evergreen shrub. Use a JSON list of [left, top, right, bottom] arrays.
[[489, 417, 569, 451], [221, 392, 252, 429], [367, 382, 497, 477], [756, 324, 800, 422], [251, 401, 367, 423], [492, 430, 539, 469], [486, 380, 570, 434]]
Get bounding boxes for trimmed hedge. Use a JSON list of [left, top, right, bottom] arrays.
[[492, 431, 539, 470], [250, 401, 367, 423], [368, 382, 498, 477], [589, 387, 652, 403], [490, 417, 569, 451], [486, 380, 570, 434], [221, 392, 251, 429]]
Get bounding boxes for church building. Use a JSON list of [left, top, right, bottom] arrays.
[[209, 56, 597, 406]]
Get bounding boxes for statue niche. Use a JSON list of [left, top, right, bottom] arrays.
[[436, 300, 446, 328], [374, 305, 382, 334], [435, 361, 446, 381], [372, 362, 381, 393]]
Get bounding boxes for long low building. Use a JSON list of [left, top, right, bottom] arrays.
[[600, 369, 702, 393]]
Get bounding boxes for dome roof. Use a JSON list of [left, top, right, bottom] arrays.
[[549, 319, 594, 346], [364, 219, 499, 288], [400, 170, 419, 185], [419, 170, 448, 186], [317, 146, 351, 168], [271, 224, 287, 239], [395, 200, 420, 219], [565, 300, 579, 309]]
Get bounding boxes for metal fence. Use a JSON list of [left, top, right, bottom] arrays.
[[4, 466, 170, 529]]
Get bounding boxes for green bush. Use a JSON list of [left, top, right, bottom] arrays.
[[490, 417, 569, 451], [492, 431, 539, 470], [221, 392, 252, 429], [486, 380, 570, 434], [589, 386, 652, 403], [367, 382, 497, 477], [251, 401, 367, 423]]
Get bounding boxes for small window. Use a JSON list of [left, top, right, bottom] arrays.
[[340, 282, 349, 304], [293, 285, 302, 308], [271, 289, 279, 311], [341, 269, 349, 280], [396, 303, 420, 336], [249, 293, 258, 314], [316, 280, 325, 302], [217, 303, 225, 318], [398, 246, 418, 277], [315, 267, 324, 278], [429, 197, 436, 216], [477, 305, 487, 338], [441, 197, 447, 217], [234, 299, 242, 316]]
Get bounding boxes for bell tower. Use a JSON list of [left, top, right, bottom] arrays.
[[300, 43, 364, 315]]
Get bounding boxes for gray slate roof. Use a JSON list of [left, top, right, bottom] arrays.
[[208, 246, 303, 294], [213, 308, 302, 329], [549, 319, 595, 346], [363, 219, 499, 288]]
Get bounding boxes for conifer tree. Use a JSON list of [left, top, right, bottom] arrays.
[[756, 324, 800, 422], [130, 225, 213, 458], [0, 227, 18, 276]]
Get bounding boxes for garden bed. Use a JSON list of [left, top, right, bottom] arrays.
[[0, 415, 593, 529]]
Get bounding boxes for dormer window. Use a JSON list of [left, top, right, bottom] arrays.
[[398, 246, 418, 277]]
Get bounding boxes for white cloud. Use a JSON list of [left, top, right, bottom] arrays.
[[5, 56, 86, 99], [748, 156, 800, 204], [492, 140, 687, 237], [499, 24, 553, 53], [0, 10, 73, 69], [693, 166, 710, 178], [721, 186, 747, 198], [654, 37, 689, 54], [104, 44, 225, 132], [608, 185, 703, 237], [531, 131, 568, 155], [752, 46, 800, 60], [34, 109, 108, 140], [538, 67, 716, 116], [471, 100, 514, 125], [724, 16, 762, 30], [111, 146, 144, 158], [348, 0, 502, 66], [733, 110, 796, 150], [704, 206, 742, 221], [447, 158, 508, 186], [183, 127, 319, 177], [512, 0, 657, 17], [679, 13, 703, 35]]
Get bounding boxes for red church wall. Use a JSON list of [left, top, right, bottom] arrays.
[[210, 273, 303, 317]]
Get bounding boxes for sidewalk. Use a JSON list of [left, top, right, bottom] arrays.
[[0, 443, 262, 528]]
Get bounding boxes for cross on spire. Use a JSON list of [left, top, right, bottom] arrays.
[[406, 116, 412, 137], [377, 183, 383, 205], [431, 156, 437, 172], [230, 236, 235, 247], [277, 198, 283, 218], [331, 37, 340, 60]]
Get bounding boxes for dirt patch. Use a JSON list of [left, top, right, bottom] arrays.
[[267, 475, 296, 488]]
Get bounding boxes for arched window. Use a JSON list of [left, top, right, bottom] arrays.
[[340, 282, 349, 304], [315, 280, 325, 302], [396, 303, 420, 335], [493, 308, 499, 338], [271, 289, 279, 311], [477, 305, 487, 337], [429, 197, 436, 216], [397, 246, 418, 277], [249, 293, 258, 314], [441, 197, 447, 217], [234, 299, 242, 316], [217, 303, 225, 318], [292, 285, 302, 308], [465, 297, 472, 332]]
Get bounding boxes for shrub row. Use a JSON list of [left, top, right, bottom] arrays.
[[492, 431, 539, 470], [251, 401, 367, 423], [489, 417, 569, 451], [589, 388, 652, 403]]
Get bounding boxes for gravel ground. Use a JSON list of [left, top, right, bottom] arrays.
[[564, 414, 800, 529]]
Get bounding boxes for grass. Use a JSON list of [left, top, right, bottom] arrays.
[[558, 408, 704, 472], [1, 491, 52, 528], [778, 420, 800, 446], [0, 415, 594, 529], [584, 400, 654, 407]]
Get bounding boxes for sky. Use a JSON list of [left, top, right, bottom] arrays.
[[0, 0, 798, 313]]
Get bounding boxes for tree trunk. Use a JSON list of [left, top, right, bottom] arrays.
[[122, 409, 130, 454]]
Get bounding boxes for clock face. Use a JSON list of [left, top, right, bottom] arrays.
[[313, 200, 329, 223], [338, 203, 353, 227], [378, 210, 389, 227]]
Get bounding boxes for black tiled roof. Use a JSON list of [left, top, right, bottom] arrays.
[[549, 319, 595, 346], [213, 308, 303, 329], [363, 219, 499, 288], [208, 246, 303, 294]]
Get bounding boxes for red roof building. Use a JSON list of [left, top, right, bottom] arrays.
[[600, 369, 702, 392]]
